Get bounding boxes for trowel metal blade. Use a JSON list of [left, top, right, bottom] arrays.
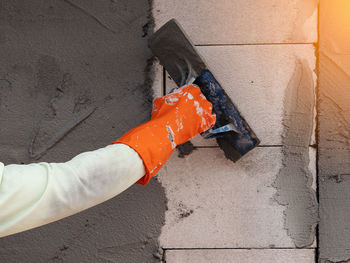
[[149, 19, 206, 86]]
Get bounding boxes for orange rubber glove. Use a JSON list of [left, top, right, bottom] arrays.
[[110, 84, 216, 185]]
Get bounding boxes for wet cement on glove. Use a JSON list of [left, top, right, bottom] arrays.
[[177, 141, 196, 158], [273, 59, 318, 248], [0, 0, 166, 262]]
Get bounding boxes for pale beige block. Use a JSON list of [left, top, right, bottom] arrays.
[[151, 59, 164, 99], [166, 45, 317, 146], [165, 249, 315, 263], [153, 0, 318, 45], [158, 147, 316, 248]]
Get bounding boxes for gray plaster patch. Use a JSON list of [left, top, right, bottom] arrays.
[[0, 0, 166, 262], [273, 59, 318, 248]]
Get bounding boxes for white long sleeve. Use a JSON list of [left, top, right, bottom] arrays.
[[0, 143, 146, 238]]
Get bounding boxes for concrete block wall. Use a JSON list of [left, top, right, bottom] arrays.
[[165, 249, 315, 263], [152, 0, 318, 262]]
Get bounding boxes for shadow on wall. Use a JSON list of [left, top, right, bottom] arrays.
[[0, 0, 166, 262]]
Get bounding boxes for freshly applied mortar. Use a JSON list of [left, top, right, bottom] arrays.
[[273, 59, 318, 248], [0, 0, 166, 262]]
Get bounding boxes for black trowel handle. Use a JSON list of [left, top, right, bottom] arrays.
[[194, 70, 260, 161]]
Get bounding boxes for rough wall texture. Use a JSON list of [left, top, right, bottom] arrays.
[[319, 0, 350, 262], [0, 0, 166, 262]]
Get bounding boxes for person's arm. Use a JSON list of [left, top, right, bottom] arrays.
[[0, 144, 145, 237], [0, 84, 216, 238]]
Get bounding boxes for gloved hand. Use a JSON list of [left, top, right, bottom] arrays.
[[111, 84, 216, 185]]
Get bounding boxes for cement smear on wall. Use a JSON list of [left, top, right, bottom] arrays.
[[0, 0, 166, 262], [273, 59, 318, 248]]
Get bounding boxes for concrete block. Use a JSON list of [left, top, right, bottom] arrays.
[[151, 59, 164, 99], [165, 249, 315, 263], [166, 45, 317, 146], [153, 0, 318, 45], [158, 147, 316, 248]]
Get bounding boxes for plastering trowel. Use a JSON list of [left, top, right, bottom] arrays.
[[149, 19, 260, 162]]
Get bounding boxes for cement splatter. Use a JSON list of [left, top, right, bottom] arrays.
[[273, 59, 318, 248], [177, 201, 194, 219], [166, 125, 176, 149]]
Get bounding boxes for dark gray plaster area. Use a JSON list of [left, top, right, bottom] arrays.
[[273, 59, 318, 248], [0, 0, 166, 262]]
